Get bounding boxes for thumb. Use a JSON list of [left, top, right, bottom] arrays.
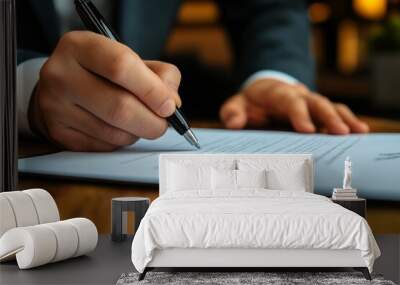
[[219, 94, 247, 129]]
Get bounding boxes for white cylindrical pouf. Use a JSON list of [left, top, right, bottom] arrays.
[[43, 221, 79, 262], [0, 196, 17, 237], [23, 189, 60, 223], [66, 218, 98, 257], [0, 226, 57, 269], [1, 192, 39, 227]]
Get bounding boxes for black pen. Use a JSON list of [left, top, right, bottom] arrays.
[[74, 0, 200, 149]]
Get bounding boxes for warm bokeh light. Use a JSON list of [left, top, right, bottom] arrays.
[[309, 2, 331, 23], [178, 1, 219, 24], [337, 20, 360, 74], [353, 0, 387, 20], [166, 27, 232, 67]]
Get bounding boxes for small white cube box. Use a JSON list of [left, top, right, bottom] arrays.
[[159, 154, 314, 195]]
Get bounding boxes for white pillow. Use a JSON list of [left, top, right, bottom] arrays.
[[236, 169, 267, 189], [167, 163, 211, 191], [211, 169, 236, 190], [267, 167, 307, 191], [238, 159, 310, 192], [211, 169, 268, 190]]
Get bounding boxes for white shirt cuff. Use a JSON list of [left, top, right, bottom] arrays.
[[241, 70, 299, 90], [17, 57, 48, 137]]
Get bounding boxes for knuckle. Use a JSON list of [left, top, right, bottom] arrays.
[[295, 84, 310, 96], [295, 83, 307, 90], [243, 86, 260, 102], [288, 96, 303, 107], [280, 87, 297, 104], [244, 80, 275, 97], [270, 81, 288, 92], [107, 96, 132, 126], [276, 85, 293, 95], [317, 95, 330, 104], [287, 98, 305, 114], [143, 84, 158, 103], [244, 82, 260, 96], [58, 31, 81, 49], [40, 59, 60, 82], [108, 48, 137, 82], [314, 96, 330, 108], [335, 103, 348, 111]]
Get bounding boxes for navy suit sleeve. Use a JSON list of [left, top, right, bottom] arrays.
[[217, 0, 315, 89], [16, 0, 58, 64]]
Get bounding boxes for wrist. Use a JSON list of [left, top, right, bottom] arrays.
[[241, 70, 299, 90], [28, 82, 47, 140], [16, 57, 48, 137]]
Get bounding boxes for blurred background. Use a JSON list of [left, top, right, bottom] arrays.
[[164, 0, 400, 119]]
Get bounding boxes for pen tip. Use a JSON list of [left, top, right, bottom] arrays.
[[183, 129, 201, 150]]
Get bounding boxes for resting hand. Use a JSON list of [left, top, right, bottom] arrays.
[[220, 78, 369, 134], [29, 31, 181, 151]]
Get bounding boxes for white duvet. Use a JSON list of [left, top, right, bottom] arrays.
[[131, 190, 380, 273]]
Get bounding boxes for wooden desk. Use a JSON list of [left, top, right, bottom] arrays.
[[18, 117, 400, 234]]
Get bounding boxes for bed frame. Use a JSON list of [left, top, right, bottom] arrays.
[[138, 154, 372, 281], [139, 249, 371, 280]]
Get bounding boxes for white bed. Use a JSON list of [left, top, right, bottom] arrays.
[[131, 154, 380, 280]]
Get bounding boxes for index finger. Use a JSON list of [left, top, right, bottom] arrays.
[[307, 94, 350, 134], [145, 61, 182, 107], [65, 31, 177, 118]]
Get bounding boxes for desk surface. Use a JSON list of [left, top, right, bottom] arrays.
[[1, 235, 399, 285], [18, 117, 400, 234]]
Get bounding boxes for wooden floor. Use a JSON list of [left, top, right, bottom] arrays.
[[18, 117, 400, 234]]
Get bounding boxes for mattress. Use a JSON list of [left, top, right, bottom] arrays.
[[131, 190, 380, 273]]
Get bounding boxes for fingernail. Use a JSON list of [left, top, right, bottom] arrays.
[[303, 122, 316, 132], [337, 123, 350, 134], [227, 117, 242, 129], [175, 95, 182, 108], [159, 99, 176, 117], [360, 122, 370, 132]]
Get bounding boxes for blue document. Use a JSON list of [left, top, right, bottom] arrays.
[[19, 128, 400, 200]]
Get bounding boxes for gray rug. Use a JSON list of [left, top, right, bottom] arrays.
[[117, 272, 396, 285]]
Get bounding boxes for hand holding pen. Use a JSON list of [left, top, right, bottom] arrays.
[[75, 0, 200, 148], [28, 1, 199, 151]]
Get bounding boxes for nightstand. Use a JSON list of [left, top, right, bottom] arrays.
[[111, 197, 150, 242], [331, 198, 366, 218]]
